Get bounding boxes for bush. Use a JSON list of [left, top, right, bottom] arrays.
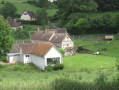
[[116, 33, 119, 40], [58, 48, 65, 55], [1, 1, 4, 4], [17, 19, 38, 25], [53, 64, 64, 71], [45, 65, 53, 72]]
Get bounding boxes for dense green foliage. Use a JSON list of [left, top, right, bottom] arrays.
[[95, 0, 119, 11], [45, 65, 53, 72], [0, 17, 14, 61], [36, 9, 48, 25], [58, 48, 66, 55], [53, 64, 64, 70], [54, 0, 119, 35], [0, 2, 17, 18]]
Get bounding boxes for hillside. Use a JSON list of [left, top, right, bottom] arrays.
[[0, 1, 58, 17], [75, 40, 119, 57]]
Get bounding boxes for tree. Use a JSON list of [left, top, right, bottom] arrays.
[[0, 17, 14, 61], [36, 0, 48, 8], [75, 18, 90, 34], [36, 9, 48, 25], [0, 2, 17, 18]]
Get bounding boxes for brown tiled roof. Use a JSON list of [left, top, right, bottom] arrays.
[[20, 43, 36, 54], [50, 33, 66, 43], [31, 43, 52, 57], [10, 43, 53, 57], [10, 44, 20, 53], [8, 19, 22, 27], [32, 30, 55, 41], [46, 28, 67, 33], [25, 11, 36, 18]]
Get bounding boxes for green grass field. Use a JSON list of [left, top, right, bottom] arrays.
[[75, 40, 119, 57], [0, 54, 117, 89]]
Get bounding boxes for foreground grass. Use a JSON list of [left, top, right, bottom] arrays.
[[64, 54, 116, 70], [0, 54, 118, 89]]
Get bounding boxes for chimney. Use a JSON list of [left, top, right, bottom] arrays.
[[45, 29, 48, 33], [38, 27, 40, 31]]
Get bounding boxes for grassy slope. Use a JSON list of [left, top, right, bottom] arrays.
[[102, 40, 119, 57], [0, 2, 58, 17], [75, 40, 119, 57], [64, 54, 116, 70]]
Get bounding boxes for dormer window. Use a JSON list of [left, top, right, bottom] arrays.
[[24, 13, 27, 15]]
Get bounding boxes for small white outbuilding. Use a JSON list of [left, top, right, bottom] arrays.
[[20, 11, 36, 20], [7, 43, 63, 70]]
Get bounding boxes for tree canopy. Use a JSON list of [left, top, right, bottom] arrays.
[[0, 17, 14, 61], [0, 2, 17, 18], [36, 9, 48, 25]]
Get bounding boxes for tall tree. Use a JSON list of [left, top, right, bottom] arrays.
[[36, 9, 48, 25], [0, 2, 17, 18], [0, 17, 14, 61], [75, 18, 90, 34], [37, 0, 48, 8]]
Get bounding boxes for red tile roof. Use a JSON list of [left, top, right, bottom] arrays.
[[10, 43, 53, 57]]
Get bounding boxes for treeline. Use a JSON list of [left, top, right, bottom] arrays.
[[27, 0, 57, 8], [67, 14, 119, 35], [54, 0, 119, 35], [95, 0, 119, 11]]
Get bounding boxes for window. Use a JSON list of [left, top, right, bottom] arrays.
[[26, 55, 30, 57], [67, 44, 69, 46], [24, 13, 27, 15], [47, 58, 60, 65]]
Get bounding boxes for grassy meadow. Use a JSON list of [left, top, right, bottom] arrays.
[[75, 39, 119, 57], [0, 53, 118, 89], [0, 1, 58, 17]]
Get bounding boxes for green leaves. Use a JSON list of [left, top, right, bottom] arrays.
[[0, 2, 17, 18], [0, 17, 14, 61]]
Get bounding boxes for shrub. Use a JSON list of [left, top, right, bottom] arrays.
[[53, 64, 64, 71], [1, 1, 4, 4], [58, 48, 65, 55], [17, 19, 38, 25], [116, 33, 119, 40], [45, 65, 53, 72]]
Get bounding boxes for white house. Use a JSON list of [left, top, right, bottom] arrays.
[[20, 11, 36, 20], [8, 19, 23, 31], [7, 43, 63, 70], [48, 0, 57, 2], [32, 28, 74, 56]]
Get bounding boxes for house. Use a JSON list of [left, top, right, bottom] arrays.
[[20, 11, 36, 20], [7, 42, 63, 70], [32, 28, 74, 56], [8, 19, 23, 31], [48, 0, 57, 2]]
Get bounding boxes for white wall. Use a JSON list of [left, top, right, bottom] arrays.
[[44, 47, 62, 66], [31, 55, 45, 70], [8, 55, 20, 63], [48, 0, 57, 2], [23, 54, 32, 64], [62, 35, 74, 49], [21, 13, 31, 20]]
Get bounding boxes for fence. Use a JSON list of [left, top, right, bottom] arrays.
[[71, 34, 116, 41]]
